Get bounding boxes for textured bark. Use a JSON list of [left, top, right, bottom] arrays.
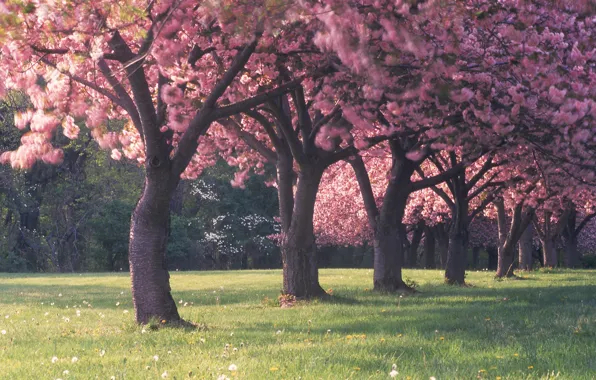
[[373, 151, 414, 292], [129, 171, 180, 324], [541, 238, 558, 268], [282, 166, 325, 298], [423, 227, 436, 269], [445, 233, 467, 283], [518, 224, 533, 271]]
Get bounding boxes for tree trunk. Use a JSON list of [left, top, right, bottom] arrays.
[[518, 224, 533, 271], [129, 171, 180, 324], [444, 174, 469, 285], [564, 235, 580, 268], [406, 222, 424, 268], [434, 224, 449, 269], [445, 232, 467, 284], [423, 227, 436, 269], [373, 220, 407, 291], [496, 242, 516, 277], [282, 166, 325, 298], [541, 238, 557, 267]]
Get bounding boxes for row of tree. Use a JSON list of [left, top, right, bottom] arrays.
[[0, 0, 594, 324]]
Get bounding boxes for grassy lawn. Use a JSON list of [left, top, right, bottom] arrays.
[[0, 269, 595, 379]]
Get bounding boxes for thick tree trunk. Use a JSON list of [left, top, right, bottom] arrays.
[[129, 171, 180, 324], [541, 238, 558, 268], [496, 242, 516, 277], [445, 232, 467, 284], [444, 174, 469, 285], [423, 227, 436, 269], [282, 167, 325, 298], [373, 221, 408, 291], [564, 235, 580, 268], [518, 224, 533, 271]]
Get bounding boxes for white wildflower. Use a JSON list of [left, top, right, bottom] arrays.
[[51, 356, 58, 363], [153, 355, 159, 362], [71, 356, 78, 363], [228, 364, 237, 371], [1, 330, 6, 335], [161, 371, 168, 378], [390, 369, 398, 378], [99, 349, 105, 357]]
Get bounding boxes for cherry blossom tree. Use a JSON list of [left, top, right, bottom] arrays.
[[0, 0, 310, 323]]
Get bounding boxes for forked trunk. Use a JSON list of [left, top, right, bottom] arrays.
[[518, 224, 533, 271], [541, 238, 557, 267], [564, 236, 580, 268], [129, 172, 180, 324], [496, 242, 516, 277], [282, 167, 325, 298]]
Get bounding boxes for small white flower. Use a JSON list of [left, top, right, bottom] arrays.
[[1, 330, 6, 335], [58, 293, 62, 297], [76, 310, 81, 317], [183, 302, 188, 307], [116, 302, 120, 306], [430, 377, 437, 380], [110, 377, 116, 380], [276, 330, 282, 335], [392, 364, 397, 370], [62, 370, 69, 375], [390, 369, 398, 378], [228, 364, 237, 371], [123, 310, 129, 314], [51, 356, 58, 363], [45, 312, 49, 316], [167, 350, 172, 354], [141, 328, 147, 334], [161, 371, 168, 378], [99, 349, 105, 357], [5, 315, 9, 318], [217, 376, 229, 380], [153, 355, 159, 362], [64, 318, 70, 323], [51, 303, 54, 306], [71, 356, 78, 363], [233, 348, 238, 352], [179, 300, 183, 304], [120, 292, 124, 295]]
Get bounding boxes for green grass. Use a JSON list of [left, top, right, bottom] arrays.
[[0, 269, 595, 380]]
